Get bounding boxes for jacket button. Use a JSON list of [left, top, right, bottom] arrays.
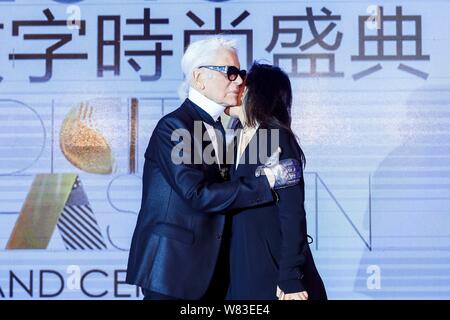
[[216, 234, 222, 240]]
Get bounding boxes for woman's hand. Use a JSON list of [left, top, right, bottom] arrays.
[[225, 105, 243, 118], [277, 286, 309, 300]]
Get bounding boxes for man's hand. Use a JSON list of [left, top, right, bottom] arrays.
[[255, 147, 302, 189], [277, 286, 308, 300]]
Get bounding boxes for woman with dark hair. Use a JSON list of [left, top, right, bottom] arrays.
[[225, 63, 327, 300]]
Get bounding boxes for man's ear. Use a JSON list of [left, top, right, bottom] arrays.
[[192, 69, 205, 90]]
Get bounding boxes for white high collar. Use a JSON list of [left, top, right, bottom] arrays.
[[188, 87, 224, 122]]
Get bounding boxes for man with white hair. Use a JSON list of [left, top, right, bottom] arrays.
[[126, 37, 303, 300]]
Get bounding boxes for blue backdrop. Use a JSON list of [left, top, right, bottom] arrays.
[[0, 0, 449, 299]]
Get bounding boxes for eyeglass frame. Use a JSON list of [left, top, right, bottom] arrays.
[[198, 65, 247, 82]]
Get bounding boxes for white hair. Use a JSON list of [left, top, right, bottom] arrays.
[[178, 37, 238, 100]]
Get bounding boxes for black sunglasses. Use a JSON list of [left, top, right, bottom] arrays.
[[198, 65, 247, 81]]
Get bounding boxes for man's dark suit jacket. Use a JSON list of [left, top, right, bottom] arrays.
[[126, 99, 274, 299]]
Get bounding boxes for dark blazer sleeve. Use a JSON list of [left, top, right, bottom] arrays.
[[151, 116, 274, 213], [275, 129, 308, 294]]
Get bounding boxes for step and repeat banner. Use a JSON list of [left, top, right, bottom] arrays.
[[0, 0, 449, 299]]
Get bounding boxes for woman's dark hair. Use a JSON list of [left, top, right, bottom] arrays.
[[243, 62, 305, 166]]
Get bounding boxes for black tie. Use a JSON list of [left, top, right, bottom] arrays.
[[188, 100, 228, 175], [213, 117, 227, 166]]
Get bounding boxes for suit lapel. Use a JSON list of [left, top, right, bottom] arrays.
[[182, 99, 224, 180], [232, 127, 260, 178], [229, 133, 238, 177]]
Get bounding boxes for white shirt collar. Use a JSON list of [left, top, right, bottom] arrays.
[[188, 87, 224, 122]]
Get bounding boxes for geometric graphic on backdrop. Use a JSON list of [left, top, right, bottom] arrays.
[[60, 101, 115, 175], [57, 176, 107, 250], [0, 99, 46, 175], [6, 174, 107, 250]]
